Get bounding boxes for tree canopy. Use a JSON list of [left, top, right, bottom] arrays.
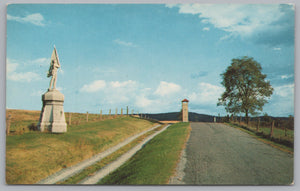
[[217, 56, 273, 123]]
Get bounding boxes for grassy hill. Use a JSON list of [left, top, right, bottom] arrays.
[[141, 112, 215, 122], [141, 112, 294, 127], [6, 109, 157, 184]]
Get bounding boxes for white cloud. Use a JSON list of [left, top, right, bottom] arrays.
[[8, 71, 40, 82], [274, 84, 294, 97], [30, 58, 49, 66], [30, 90, 45, 96], [165, 4, 177, 8], [79, 80, 140, 108], [202, 27, 210, 31], [7, 13, 45, 26], [175, 4, 283, 35], [265, 83, 294, 116], [114, 39, 137, 47], [80, 80, 106, 93], [189, 82, 224, 105], [154, 81, 181, 96], [7, 61, 18, 74], [135, 95, 154, 108], [167, 4, 293, 45], [7, 59, 40, 82], [273, 47, 281, 51], [281, 74, 293, 79], [110, 80, 137, 88]]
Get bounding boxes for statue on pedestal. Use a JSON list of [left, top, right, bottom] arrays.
[[37, 46, 67, 133]]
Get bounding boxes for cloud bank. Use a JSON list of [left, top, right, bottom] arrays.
[[7, 13, 45, 26], [167, 4, 294, 46], [7, 59, 40, 82]]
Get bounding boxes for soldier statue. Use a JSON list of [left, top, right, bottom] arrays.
[[47, 46, 61, 90]]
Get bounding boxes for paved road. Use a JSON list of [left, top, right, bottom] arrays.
[[183, 123, 293, 185]]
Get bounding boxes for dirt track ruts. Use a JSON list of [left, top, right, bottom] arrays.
[[37, 124, 161, 184]]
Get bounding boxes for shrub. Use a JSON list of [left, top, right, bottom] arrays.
[[28, 123, 38, 131]]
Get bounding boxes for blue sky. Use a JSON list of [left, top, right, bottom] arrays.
[[6, 4, 294, 116]]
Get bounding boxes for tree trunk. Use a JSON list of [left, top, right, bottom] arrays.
[[245, 110, 249, 126]]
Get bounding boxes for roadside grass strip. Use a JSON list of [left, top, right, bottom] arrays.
[[36, 124, 162, 184], [228, 123, 293, 154], [58, 125, 166, 184], [97, 122, 190, 185]]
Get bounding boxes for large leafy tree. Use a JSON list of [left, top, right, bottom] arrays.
[[217, 56, 273, 124]]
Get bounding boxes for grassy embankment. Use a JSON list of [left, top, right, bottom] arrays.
[[58, 124, 167, 184], [228, 121, 294, 153], [97, 122, 191, 185], [6, 109, 157, 184]]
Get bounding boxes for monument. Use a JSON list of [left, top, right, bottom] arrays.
[[37, 46, 67, 133], [181, 99, 189, 122]]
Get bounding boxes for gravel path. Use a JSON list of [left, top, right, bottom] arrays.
[[37, 124, 161, 184], [168, 147, 187, 184], [79, 124, 171, 184], [183, 123, 294, 185]]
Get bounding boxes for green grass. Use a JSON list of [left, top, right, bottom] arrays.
[[58, 125, 166, 184], [98, 122, 190, 185], [6, 116, 156, 184], [228, 122, 294, 153]]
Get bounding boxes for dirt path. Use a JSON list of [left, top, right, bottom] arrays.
[[37, 124, 162, 184], [182, 123, 293, 185], [79, 124, 170, 184]]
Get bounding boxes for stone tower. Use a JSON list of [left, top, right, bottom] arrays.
[[182, 99, 189, 122]]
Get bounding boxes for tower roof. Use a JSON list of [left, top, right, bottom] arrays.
[[182, 99, 189, 102]]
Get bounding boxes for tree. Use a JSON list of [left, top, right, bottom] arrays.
[[217, 56, 273, 124], [177, 109, 183, 121]]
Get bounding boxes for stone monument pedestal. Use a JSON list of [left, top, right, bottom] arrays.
[[38, 89, 67, 133]]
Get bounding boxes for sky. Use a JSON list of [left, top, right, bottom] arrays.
[[6, 4, 294, 116]]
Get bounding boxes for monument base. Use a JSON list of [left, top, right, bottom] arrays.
[[38, 89, 67, 133]]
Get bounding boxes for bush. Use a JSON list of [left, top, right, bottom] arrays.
[[28, 123, 38, 131]]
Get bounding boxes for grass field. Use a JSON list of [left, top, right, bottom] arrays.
[[98, 122, 190, 185], [228, 122, 294, 153], [6, 110, 157, 184], [6, 109, 120, 134]]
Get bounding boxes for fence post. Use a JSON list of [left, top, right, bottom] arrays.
[[256, 118, 260, 132], [115, 108, 118, 118], [69, 112, 72, 125], [6, 115, 11, 136], [285, 125, 287, 137], [239, 116, 241, 124], [100, 109, 102, 120], [86, 112, 89, 122], [109, 109, 111, 119], [270, 120, 274, 138], [131, 109, 134, 115], [126, 106, 129, 116]]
